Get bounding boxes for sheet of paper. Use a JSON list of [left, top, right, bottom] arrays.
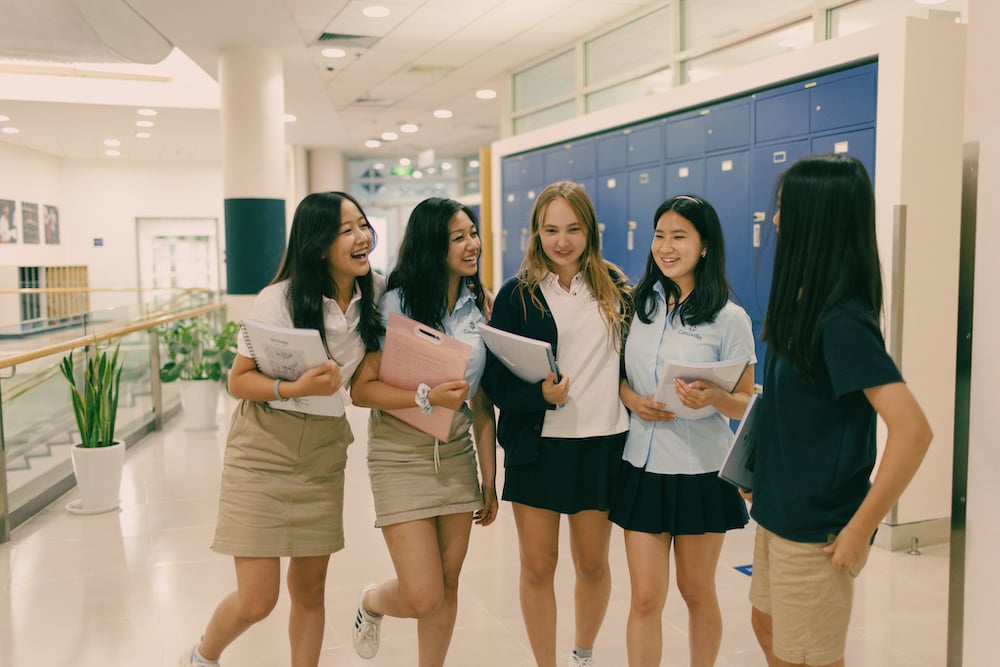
[[719, 392, 760, 491], [380, 312, 472, 440]]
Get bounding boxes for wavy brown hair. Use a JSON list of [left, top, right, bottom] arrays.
[[516, 180, 631, 348]]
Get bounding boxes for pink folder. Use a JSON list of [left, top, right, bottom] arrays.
[[380, 312, 472, 441]]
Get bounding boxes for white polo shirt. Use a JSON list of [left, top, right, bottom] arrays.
[[538, 272, 628, 439]]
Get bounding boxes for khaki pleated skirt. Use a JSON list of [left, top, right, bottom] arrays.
[[367, 405, 483, 527], [212, 400, 353, 558]]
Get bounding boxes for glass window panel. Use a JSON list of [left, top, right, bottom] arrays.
[[683, 20, 812, 84], [513, 100, 577, 134], [683, 0, 814, 51], [585, 6, 671, 86], [830, 0, 967, 37], [513, 50, 575, 111], [586, 68, 672, 113]]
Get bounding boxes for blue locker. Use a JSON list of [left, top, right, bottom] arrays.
[[665, 111, 707, 159], [544, 139, 597, 181], [627, 120, 665, 167], [626, 165, 665, 281], [665, 158, 706, 199], [597, 131, 629, 173], [595, 171, 629, 272], [705, 102, 751, 153], [704, 151, 750, 310], [810, 68, 877, 133], [811, 128, 876, 184], [754, 87, 810, 143]]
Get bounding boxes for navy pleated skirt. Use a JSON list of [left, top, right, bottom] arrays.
[[609, 460, 749, 535]]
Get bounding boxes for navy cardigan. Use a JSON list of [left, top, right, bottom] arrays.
[[481, 271, 629, 467]]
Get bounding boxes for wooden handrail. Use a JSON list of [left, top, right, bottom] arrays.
[[0, 302, 226, 370]]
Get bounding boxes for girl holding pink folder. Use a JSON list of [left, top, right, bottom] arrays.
[[350, 197, 498, 666], [182, 192, 384, 667], [482, 180, 632, 667]]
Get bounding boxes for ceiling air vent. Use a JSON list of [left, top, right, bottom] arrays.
[[316, 32, 380, 49], [353, 96, 395, 107]]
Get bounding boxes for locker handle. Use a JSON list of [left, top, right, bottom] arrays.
[[627, 221, 637, 252], [753, 223, 761, 248], [520, 229, 528, 252], [502, 229, 508, 252]]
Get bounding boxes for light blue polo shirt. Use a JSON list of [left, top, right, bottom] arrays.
[[623, 285, 756, 475], [379, 285, 486, 399]]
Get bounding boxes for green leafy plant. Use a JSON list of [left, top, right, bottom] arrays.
[[59, 344, 124, 448], [159, 318, 239, 383]]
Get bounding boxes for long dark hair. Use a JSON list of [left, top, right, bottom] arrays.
[[764, 153, 882, 379], [388, 197, 486, 331], [633, 194, 730, 326], [271, 191, 383, 351]]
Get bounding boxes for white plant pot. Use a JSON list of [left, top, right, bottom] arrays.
[[179, 379, 221, 430], [68, 440, 125, 514]]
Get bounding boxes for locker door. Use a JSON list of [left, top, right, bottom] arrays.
[[595, 171, 629, 272], [748, 140, 809, 383], [500, 190, 525, 279], [811, 128, 876, 185], [755, 87, 810, 143], [705, 102, 751, 152], [665, 158, 706, 199], [704, 151, 750, 315], [597, 131, 628, 173], [567, 140, 597, 179], [665, 113, 706, 159], [626, 165, 665, 282], [810, 69, 877, 133], [627, 120, 665, 167]]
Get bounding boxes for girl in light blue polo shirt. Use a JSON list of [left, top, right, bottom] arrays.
[[610, 194, 756, 667]]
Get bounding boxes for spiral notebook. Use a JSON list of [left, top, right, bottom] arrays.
[[240, 319, 345, 416]]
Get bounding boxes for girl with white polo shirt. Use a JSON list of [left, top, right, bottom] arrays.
[[482, 180, 632, 667]]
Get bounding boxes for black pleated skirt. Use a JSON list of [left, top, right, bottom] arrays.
[[502, 433, 626, 514], [609, 460, 749, 535]]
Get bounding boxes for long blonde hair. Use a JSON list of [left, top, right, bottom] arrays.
[[517, 180, 632, 348]]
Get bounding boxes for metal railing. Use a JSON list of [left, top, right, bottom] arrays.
[[0, 291, 228, 543]]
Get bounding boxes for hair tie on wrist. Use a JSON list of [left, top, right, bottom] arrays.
[[274, 378, 285, 401]]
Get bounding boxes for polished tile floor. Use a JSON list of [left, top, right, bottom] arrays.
[[0, 396, 950, 666]]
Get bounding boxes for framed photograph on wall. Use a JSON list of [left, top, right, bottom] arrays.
[[21, 202, 39, 244], [44, 205, 60, 244], [0, 199, 17, 243]]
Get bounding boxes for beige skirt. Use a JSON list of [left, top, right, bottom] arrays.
[[212, 400, 353, 557], [367, 405, 483, 527]]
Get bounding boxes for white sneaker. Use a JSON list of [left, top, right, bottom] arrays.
[[353, 583, 382, 659], [568, 654, 594, 667], [179, 643, 220, 666]]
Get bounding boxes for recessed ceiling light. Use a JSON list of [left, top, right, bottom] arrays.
[[136, 120, 155, 128], [135, 131, 151, 139], [373, 162, 385, 170], [103, 139, 121, 147], [283, 113, 297, 123], [469, 160, 480, 169], [441, 162, 452, 171], [365, 139, 382, 148], [433, 109, 453, 119], [1, 127, 20, 134], [381, 131, 398, 141], [321, 47, 347, 58], [399, 157, 411, 166], [400, 123, 419, 133], [0, 114, 9, 122], [105, 149, 120, 157], [363, 5, 390, 18], [475, 89, 497, 100], [427, 167, 436, 174], [412, 170, 424, 179], [137, 108, 158, 116]]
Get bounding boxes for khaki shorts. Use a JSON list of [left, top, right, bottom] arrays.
[[749, 524, 869, 666]]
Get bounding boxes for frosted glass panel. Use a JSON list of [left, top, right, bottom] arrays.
[[585, 6, 670, 86], [586, 68, 672, 113], [683, 20, 812, 84], [513, 100, 576, 134], [684, 0, 813, 50], [513, 50, 575, 111], [830, 0, 967, 37]]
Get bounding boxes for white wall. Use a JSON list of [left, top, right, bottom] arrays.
[[962, 0, 1000, 660], [0, 140, 224, 318]]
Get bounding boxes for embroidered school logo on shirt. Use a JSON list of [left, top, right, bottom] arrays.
[[678, 327, 703, 340]]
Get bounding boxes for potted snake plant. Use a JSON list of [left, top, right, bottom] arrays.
[[59, 343, 125, 514]]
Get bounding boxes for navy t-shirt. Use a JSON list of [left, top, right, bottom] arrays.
[[750, 300, 903, 543]]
